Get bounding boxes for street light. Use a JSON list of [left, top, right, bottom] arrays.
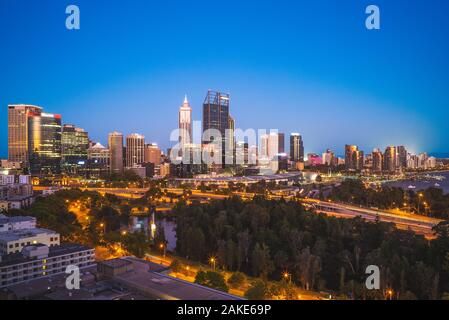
[[283, 271, 291, 283], [159, 243, 166, 258], [387, 289, 394, 300], [418, 193, 424, 215], [209, 257, 216, 270]]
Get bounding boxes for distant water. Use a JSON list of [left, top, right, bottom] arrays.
[[384, 171, 449, 194]]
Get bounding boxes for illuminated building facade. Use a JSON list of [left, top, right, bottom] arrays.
[[28, 112, 62, 175], [202, 90, 230, 168], [61, 125, 89, 175], [7, 105, 43, 168], [126, 134, 145, 168], [108, 132, 124, 174], [179, 95, 192, 148], [289, 133, 304, 163]]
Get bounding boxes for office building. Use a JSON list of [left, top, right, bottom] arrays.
[[86, 142, 110, 178], [108, 132, 124, 174], [345, 145, 364, 171], [278, 133, 285, 154], [7, 105, 43, 167], [322, 149, 335, 166], [61, 125, 89, 174], [290, 133, 304, 163], [144, 143, 161, 166], [372, 148, 383, 173], [396, 146, 407, 169], [383, 146, 397, 174], [179, 95, 192, 148], [126, 134, 145, 168], [202, 90, 230, 167], [28, 112, 62, 175]]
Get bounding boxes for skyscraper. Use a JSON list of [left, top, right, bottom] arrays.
[[179, 95, 192, 148], [108, 132, 124, 174], [396, 146, 407, 169], [144, 143, 162, 165], [345, 145, 364, 171], [61, 124, 89, 174], [202, 90, 230, 167], [290, 133, 304, 163], [259, 132, 282, 160], [322, 149, 335, 166], [8, 104, 43, 167], [227, 115, 235, 165], [28, 112, 62, 175], [384, 146, 397, 173], [278, 133, 285, 154], [126, 134, 145, 168], [372, 148, 383, 173]]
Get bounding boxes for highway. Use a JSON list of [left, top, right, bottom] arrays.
[[302, 199, 442, 238], [81, 187, 442, 238]]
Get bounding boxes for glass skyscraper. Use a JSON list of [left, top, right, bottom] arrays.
[[28, 112, 62, 175]]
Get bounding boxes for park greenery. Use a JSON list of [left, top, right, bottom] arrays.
[[329, 179, 449, 219], [7, 189, 155, 258], [5, 185, 449, 299], [174, 196, 449, 299]]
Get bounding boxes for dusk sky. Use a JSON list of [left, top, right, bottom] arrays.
[[1, 0, 449, 157]]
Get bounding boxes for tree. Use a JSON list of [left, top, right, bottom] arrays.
[[245, 280, 268, 300], [170, 259, 183, 273], [227, 272, 247, 289], [251, 243, 274, 278], [122, 231, 150, 258], [195, 271, 229, 292]]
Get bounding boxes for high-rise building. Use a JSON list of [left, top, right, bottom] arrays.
[[8, 105, 43, 167], [372, 148, 383, 173], [61, 125, 89, 174], [28, 112, 62, 175], [383, 146, 397, 173], [290, 133, 304, 163], [144, 143, 162, 165], [259, 132, 282, 160], [322, 149, 335, 166], [126, 134, 145, 168], [87, 142, 110, 178], [396, 146, 407, 169], [179, 95, 192, 148], [202, 90, 230, 167], [108, 132, 124, 174], [278, 133, 285, 154], [227, 115, 235, 165], [235, 141, 249, 166], [345, 145, 364, 171]]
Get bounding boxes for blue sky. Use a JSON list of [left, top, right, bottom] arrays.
[[1, 0, 449, 157]]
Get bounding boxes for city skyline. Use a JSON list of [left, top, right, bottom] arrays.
[[2, 0, 449, 157]]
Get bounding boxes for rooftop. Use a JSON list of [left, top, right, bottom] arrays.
[[109, 257, 243, 300], [0, 228, 58, 243], [0, 243, 94, 268]]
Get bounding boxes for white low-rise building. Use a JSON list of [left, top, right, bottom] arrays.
[[0, 228, 60, 255], [0, 214, 37, 233], [0, 243, 95, 288]]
